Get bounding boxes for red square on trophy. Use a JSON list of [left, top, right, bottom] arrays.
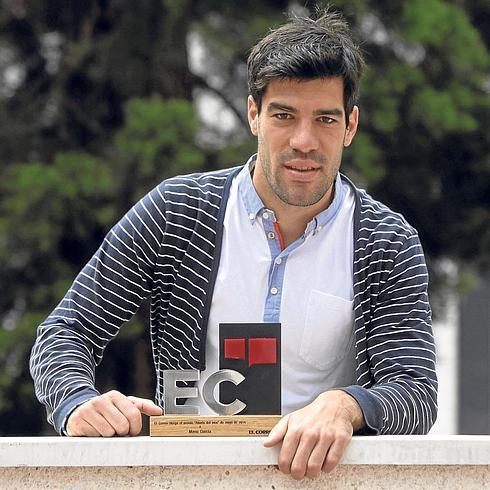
[[248, 338, 277, 367], [224, 338, 246, 360]]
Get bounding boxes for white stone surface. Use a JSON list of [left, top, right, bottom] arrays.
[[0, 435, 488, 467], [1, 465, 488, 490]]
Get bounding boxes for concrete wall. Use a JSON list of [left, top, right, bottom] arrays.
[[1, 436, 488, 489]]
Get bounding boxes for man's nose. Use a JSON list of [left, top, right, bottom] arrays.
[[289, 120, 319, 154]]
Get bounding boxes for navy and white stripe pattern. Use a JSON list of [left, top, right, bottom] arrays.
[[342, 188, 437, 434], [30, 166, 437, 435]]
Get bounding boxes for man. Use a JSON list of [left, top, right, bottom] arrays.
[[30, 9, 437, 480]]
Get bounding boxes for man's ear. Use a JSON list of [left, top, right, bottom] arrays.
[[343, 105, 359, 147], [247, 95, 259, 136]]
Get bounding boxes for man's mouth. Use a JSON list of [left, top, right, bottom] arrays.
[[282, 163, 321, 182], [284, 165, 318, 172]]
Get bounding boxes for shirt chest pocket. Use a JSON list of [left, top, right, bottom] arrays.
[[299, 290, 354, 371]]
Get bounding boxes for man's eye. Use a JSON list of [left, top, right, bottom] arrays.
[[319, 116, 335, 124], [274, 113, 291, 120]]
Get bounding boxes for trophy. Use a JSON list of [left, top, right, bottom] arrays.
[[150, 323, 281, 436]]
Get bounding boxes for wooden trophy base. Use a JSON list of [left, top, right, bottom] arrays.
[[149, 415, 282, 437]]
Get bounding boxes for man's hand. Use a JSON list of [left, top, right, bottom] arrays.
[[263, 390, 364, 480], [66, 390, 163, 437]]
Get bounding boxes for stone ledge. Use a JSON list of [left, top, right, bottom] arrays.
[[1, 465, 489, 490], [1, 435, 488, 467]]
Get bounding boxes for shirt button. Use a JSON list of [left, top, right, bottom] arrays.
[[267, 231, 275, 240], [270, 287, 278, 295], [262, 212, 269, 220], [274, 257, 282, 265]]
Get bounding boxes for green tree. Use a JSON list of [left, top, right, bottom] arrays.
[[0, 0, 488, 435]]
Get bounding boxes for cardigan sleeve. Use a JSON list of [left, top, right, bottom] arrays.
[[342, 231, 438, 435], [29, 184, 167, 434]]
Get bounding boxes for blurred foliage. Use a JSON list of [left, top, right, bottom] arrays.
[[0, 0, 488, 434], [113, 97, 204, 203]]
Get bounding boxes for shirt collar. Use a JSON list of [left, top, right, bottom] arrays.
[[237, 154, 347, 231], [237, 154, 265, 223], [312, 172, 346, 231]]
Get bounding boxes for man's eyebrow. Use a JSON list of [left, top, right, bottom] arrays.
[[313, 108, 344, 117], [267, 102, 297, 113]]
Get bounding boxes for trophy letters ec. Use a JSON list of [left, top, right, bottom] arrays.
[[150, 323, 281, 436]]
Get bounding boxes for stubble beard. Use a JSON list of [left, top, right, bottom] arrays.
[[260, 144, 341, 208]]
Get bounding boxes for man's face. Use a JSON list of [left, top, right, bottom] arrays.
[[248, 77, 358, 210]]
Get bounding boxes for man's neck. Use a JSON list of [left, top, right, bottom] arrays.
[[271, 190, 334, 247], [249, 159, 336, 247]]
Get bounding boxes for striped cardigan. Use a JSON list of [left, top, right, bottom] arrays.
[[30, 165, 438, 435]]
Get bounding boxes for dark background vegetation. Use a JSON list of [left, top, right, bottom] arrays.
[[0, 0, 488, 435]]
